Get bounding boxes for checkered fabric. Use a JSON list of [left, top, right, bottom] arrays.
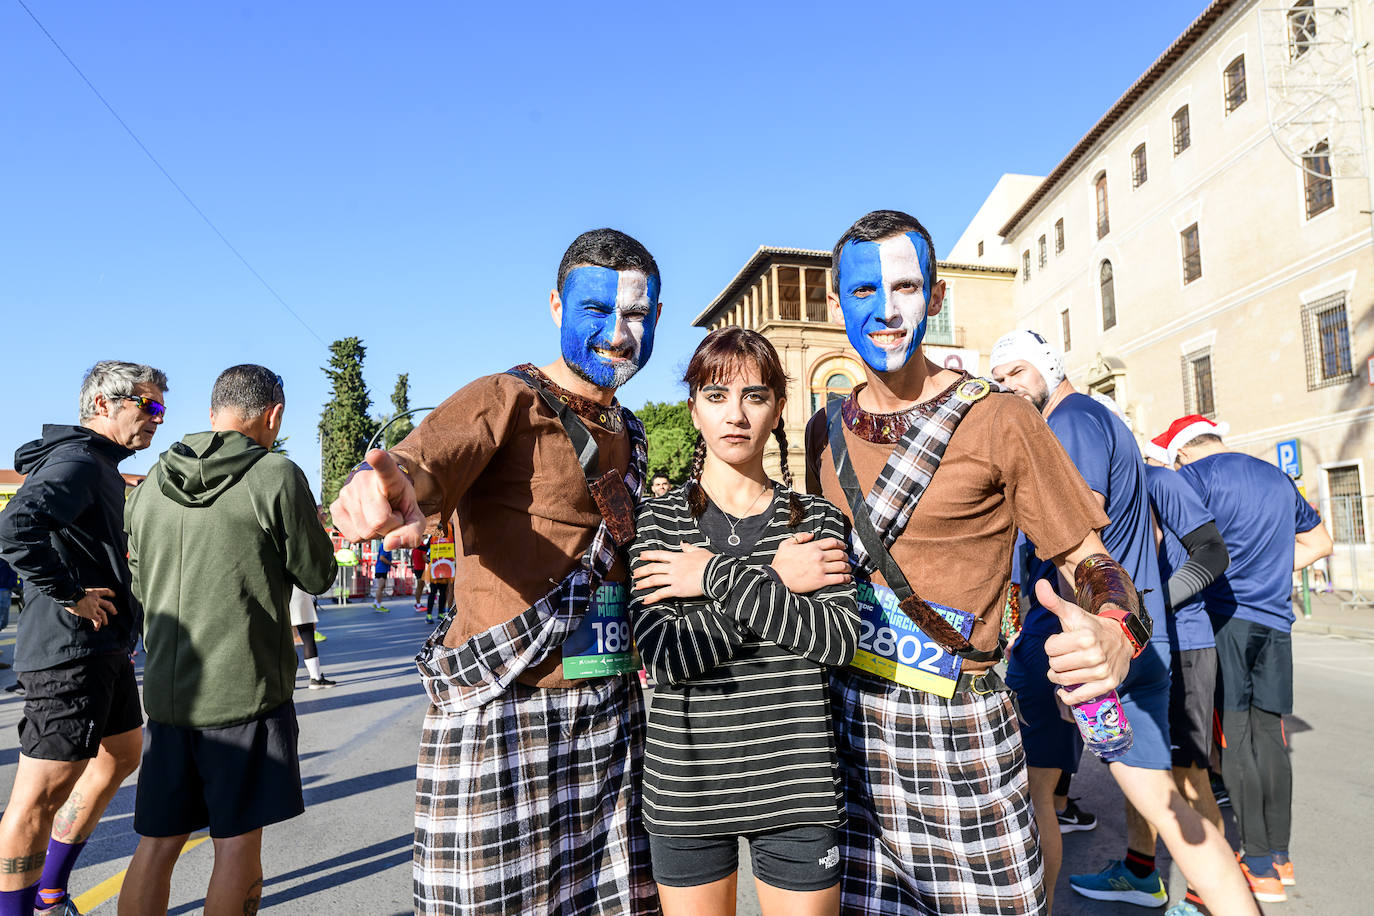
[[830, 669, 1047, 916], [841, 376, 990, 574], [414, 413, 647, 714], [414, 676, 658, 915]]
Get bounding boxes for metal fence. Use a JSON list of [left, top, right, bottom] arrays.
[[1307, 494, 1374, 610]]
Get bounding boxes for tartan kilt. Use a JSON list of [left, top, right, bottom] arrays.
[[830, 669, 1047, 916], [413, 674, 659, 915]]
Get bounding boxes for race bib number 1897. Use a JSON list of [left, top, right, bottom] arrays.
[[849, 581, 976, 699], [562, 583, 637, 678]]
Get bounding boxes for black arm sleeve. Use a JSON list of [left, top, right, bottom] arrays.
[[1167, 521, 1230, 609]]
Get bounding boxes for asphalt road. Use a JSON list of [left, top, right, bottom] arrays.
[[0, 602, 1368, 914]]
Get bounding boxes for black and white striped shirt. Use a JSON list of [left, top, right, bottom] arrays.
[[629, 485, 859, 836]]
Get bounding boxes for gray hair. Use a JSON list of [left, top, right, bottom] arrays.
[[79, 361, 170, 421], [210, 364, 284, 420]]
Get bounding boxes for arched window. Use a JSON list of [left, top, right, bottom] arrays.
[[1100, 260, 1117, 330], [1095, 172, 1110, 238]]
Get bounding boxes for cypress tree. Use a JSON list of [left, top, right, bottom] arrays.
[[383, 373, 415, 448], [319, 337, 379, 508]]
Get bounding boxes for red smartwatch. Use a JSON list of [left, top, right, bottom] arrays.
[[1098, 604, 1153, 659]]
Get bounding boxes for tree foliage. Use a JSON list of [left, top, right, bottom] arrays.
[[270, 436, 289, 455], [382, 373, 414, 448], [319, 337, 378, 508], [636, 400, 696, 483]]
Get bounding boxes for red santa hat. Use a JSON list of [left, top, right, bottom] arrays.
[[1142, 433, 1170, 465], [1160, 414, 1229, 464]]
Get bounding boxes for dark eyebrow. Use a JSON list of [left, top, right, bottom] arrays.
[[700, 384, 729, 393], [742, 386, 771, 395]]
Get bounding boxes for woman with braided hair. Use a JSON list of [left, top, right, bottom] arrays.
[[628, 327, 859, 916]]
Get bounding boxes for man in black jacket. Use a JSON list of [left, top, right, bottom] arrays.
[[0, 360, 167, 916]]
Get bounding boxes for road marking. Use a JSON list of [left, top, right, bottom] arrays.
[[73, 832, 210, 911], [0, 637, 14, 646]]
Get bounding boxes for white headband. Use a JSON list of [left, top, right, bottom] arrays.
[[990, 329, 1066, 391]]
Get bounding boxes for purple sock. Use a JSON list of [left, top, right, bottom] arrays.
[[0, 883, 39, 916], [36, 838, 85, 907]]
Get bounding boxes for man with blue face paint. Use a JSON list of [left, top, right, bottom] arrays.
[[331, 228, 663, 915], [805, 210, 1139, 916]]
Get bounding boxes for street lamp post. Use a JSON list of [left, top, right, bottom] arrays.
[[367, 407, 436, 454]]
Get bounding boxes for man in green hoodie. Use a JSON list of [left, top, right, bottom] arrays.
[[119, 364, 336, 916]]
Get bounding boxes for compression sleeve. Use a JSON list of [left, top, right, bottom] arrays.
[[1166, 521, 1229, 609]]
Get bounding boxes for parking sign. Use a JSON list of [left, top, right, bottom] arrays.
[[1277, 438, 1302, 478]]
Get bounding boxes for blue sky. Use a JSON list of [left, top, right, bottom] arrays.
[[2, 0, 1212, 492]]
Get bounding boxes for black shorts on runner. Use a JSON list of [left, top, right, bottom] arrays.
[[649, 825, 840, 892], [1168, 647, 1217, 769], [1212, 617, 1293, 715], [18, 652, 143, 761], [134, 700, 304, 839]]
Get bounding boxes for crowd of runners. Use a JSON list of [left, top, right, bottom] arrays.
[[0, 211, 1333, 916]]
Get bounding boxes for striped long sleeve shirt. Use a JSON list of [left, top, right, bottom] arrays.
[[629, 485, 859, 837]]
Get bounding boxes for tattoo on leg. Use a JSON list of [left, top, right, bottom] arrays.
[[0, 851, 46, 874], [52, 790, 86, 842], [243, 877, 263, 915]]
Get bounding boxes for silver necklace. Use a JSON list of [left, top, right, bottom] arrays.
[[705, 482, 772, 546]]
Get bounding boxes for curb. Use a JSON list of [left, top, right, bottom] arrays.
[[1292, 618, 1374, 640]]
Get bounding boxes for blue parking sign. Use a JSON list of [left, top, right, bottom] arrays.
[[1277, 439, 1302, 478]]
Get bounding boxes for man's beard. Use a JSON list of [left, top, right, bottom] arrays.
[[567, 354, 641, 390]]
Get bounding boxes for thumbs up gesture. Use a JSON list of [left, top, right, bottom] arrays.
[[1038, 579, 1133, 706], [330, 449, 427, 550]]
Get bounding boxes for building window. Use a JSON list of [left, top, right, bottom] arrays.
[[1289, 0, 1317, 61], [809, 360, 859, 414], [1327, 464, 1367, 543], [1303, 139, 1335, 218], [977, 240, 984, 257], [1301, 292, 1355, 389], [776, 267, 800, 320], [1022, 249, 1031, 282], [1095, 172, 1110, 238], [1037, 235, 1048, 268], [1181, 223, 1202, 283], [1172, 105, 1191, 155], [1054, 218, 1065, 253], [804, 268, 828, 322], [1181, 348, 1216, 417], [1224, 55, 1247, 113], [1131, 144, 1148, 188], [1061, 308, 1072, 351], [927, 284, 955, 346], [1100, 260, 1116, 330]]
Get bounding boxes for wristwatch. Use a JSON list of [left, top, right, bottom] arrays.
[[1098, 602, 1153, 659]]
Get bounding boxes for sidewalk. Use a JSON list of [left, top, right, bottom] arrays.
[[1291, 585, 1374, 640]]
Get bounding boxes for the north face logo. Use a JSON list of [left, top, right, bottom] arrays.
[[819, 845, 840, 869]]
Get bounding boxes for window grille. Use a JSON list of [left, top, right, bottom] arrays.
[[1100, 260, 1116, 330], [1131, 144, 1148, 188], [1300, 292, 1355, 389], [1181, 224, 1202, 283], [1303, 140, 1334, 218], [1180, 348, 1216, 417], [1172, 105, 1191, 155], [1054, 218, 1065, 253], [1327, 464, 1366, 543], [1224, 55, 1247, 113]]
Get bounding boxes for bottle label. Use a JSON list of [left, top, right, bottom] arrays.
[[848, 581, 974, 699], [1071, 691, 1132, 756], [562, 583, 637, 678]]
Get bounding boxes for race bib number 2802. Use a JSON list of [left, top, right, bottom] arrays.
[[849, 581, 976, 699], [562, 583, 638, 678]]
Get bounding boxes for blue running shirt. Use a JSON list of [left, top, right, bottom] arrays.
[[1144, 465, 1216, 651], [1177, 452, 1321, 632]]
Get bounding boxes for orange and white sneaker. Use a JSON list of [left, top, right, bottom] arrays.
[[1274, 859, 1295, 886], [1240, 863, 1287, 903]]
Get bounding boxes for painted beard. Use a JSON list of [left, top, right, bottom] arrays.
[[837, 231, 934, 372], [559, 266, 659, 390]]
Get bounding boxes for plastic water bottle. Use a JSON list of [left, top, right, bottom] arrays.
[[1070, 689, 1133, 760]]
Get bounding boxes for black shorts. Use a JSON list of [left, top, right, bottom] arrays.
[[1212, 617, 1293, 715], [1168, 647, 1217, 769], [17, 653, 143, 761], [134, 700, 304, 839], [649, 825, 840, 892]]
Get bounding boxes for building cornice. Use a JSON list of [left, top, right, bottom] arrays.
[[998, 0, 1240, 239]]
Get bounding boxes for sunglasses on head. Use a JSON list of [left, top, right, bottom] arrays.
[[115, 395, 166, 419]]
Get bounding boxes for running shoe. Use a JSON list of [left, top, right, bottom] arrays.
[[1274, 859, 1295, 886], [308, 677, 337, 689], [414, 604, 426, 613], [373, 603, 390, 613], [1057, 797, 1098, 833], [313, 630, 326, 643], [425, 614, 433, 624], [1069, 861, 1167, 907], [1163, 903, 1203, 916], [1240, 863, 1287, 903], [1210, 773, 1230, 807], [35, 895, 83, 915]]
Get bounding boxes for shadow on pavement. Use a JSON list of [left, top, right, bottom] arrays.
[[295, 682, 426, 716], [303, 765, 416, 806]]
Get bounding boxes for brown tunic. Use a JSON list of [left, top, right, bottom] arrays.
[[805, 380, 1108, 672], [392, 366, 630, 688]]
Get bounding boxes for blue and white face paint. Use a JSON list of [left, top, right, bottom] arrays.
[[559, 266, 660, 389], [836, 231, 935, 372]]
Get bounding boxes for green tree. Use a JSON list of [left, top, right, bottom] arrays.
[[319, 337, 379, 508], [636, 400, 696, 482], [270, 436, 289, 455], [382, 373, 414, 448]]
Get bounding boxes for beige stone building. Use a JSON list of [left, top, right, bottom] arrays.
[[949, 0, 1374, 586], [692, 247, 1016, 476]]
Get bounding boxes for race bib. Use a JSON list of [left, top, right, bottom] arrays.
[[849, 581, 976, 699], [562, 582, 637, 678]]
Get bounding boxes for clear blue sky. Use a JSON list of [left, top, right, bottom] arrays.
[[2, 0, 1211, 493]]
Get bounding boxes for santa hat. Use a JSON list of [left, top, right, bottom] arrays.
[[989, 329, 1066, 391], [1160, 414, 1229, 464], [1142, 433, 1170, 464]]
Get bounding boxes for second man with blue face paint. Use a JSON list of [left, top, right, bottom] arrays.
[[329, 228, 664, 915]]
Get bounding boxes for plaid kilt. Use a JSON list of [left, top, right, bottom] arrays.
[[414, 675, 659, 915], [830, 669, 1047, 915]]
